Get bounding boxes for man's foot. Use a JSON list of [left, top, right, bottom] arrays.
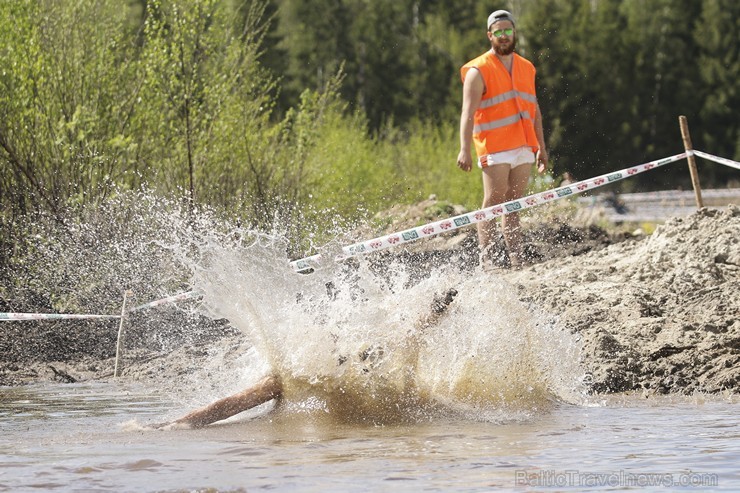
[[509, 244, 541, 269], [478, 241, 510, 270], [508, 252, 524, 270]]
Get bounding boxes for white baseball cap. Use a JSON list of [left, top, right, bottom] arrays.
[[487, 10, 515, 30]]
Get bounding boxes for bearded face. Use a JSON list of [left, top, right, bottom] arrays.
[[493, 33, 516, 55], [488, 22, 516, 56]]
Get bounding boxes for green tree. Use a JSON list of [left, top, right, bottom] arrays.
[[139, 0, 273, 208], [0, 1, 141, 218], [269, 0, 353, 111], [270, 0, 487, 130], [696, 0, 739, 181]]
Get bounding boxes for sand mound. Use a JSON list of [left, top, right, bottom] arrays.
[[503, 205, 739, 393]]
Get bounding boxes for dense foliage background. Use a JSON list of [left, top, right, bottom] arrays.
[[1, 0, 738, 266]]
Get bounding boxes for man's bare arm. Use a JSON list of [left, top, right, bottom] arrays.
[[458, 69, 485, 172]]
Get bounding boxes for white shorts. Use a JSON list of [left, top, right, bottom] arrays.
[[478, 146, 536, 169]]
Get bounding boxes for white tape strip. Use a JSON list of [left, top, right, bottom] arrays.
[[128, 291, 201, 313], [692, 150, 740, 170], [290, 152, 688, 272], [0, 291, 202, 322], [0, 312, 121, 321]]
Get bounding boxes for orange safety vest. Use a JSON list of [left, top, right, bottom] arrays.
[[460, 51, 539, 160]]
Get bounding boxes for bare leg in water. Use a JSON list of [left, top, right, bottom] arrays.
[[155, 289, 458, 429], [162, 374, 282, 429]]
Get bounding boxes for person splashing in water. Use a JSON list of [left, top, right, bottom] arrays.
[[154, 288, 458, 429]]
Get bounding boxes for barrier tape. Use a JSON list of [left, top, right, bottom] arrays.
[[5, 149, 733, 320], [0, 312, 120, 321], [290, 152, 688, 272], [692, 150, 740, 171], [0, 291, 202, 321], [128, 290, 201, 313]]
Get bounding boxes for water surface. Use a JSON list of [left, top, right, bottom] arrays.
[[1, 383, 736, 492]]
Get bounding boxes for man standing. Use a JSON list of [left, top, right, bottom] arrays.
[[457, 9, 548, 269]]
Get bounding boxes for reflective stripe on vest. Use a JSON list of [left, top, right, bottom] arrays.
[[474, 110, 533, 134], [479, 90, 537, 109]]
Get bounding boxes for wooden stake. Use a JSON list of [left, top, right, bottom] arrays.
[[679, 115, 704, 208], [114, 290, 132, 377]]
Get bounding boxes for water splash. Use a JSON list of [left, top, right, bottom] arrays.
[[192, 233, 588, 424], [5, 190, 587, 422]]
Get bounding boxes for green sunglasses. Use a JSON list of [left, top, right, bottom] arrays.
[[491, 28, 514, 38]]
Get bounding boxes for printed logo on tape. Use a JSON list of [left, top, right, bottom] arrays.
[[505, 202, 522, 212], [607, 173, 623, 182], [349, 244, 367, 254], [454, 216, 471, 227], [557, 188, 573, 197], [402, 230, 419, 241]]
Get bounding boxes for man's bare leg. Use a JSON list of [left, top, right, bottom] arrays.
[[502, 164, 532, 267], [478, 164, 511, 267], [162, 374, 282, 429]]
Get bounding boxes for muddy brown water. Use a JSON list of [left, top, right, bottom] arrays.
[[1, 382, 737, 492]]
